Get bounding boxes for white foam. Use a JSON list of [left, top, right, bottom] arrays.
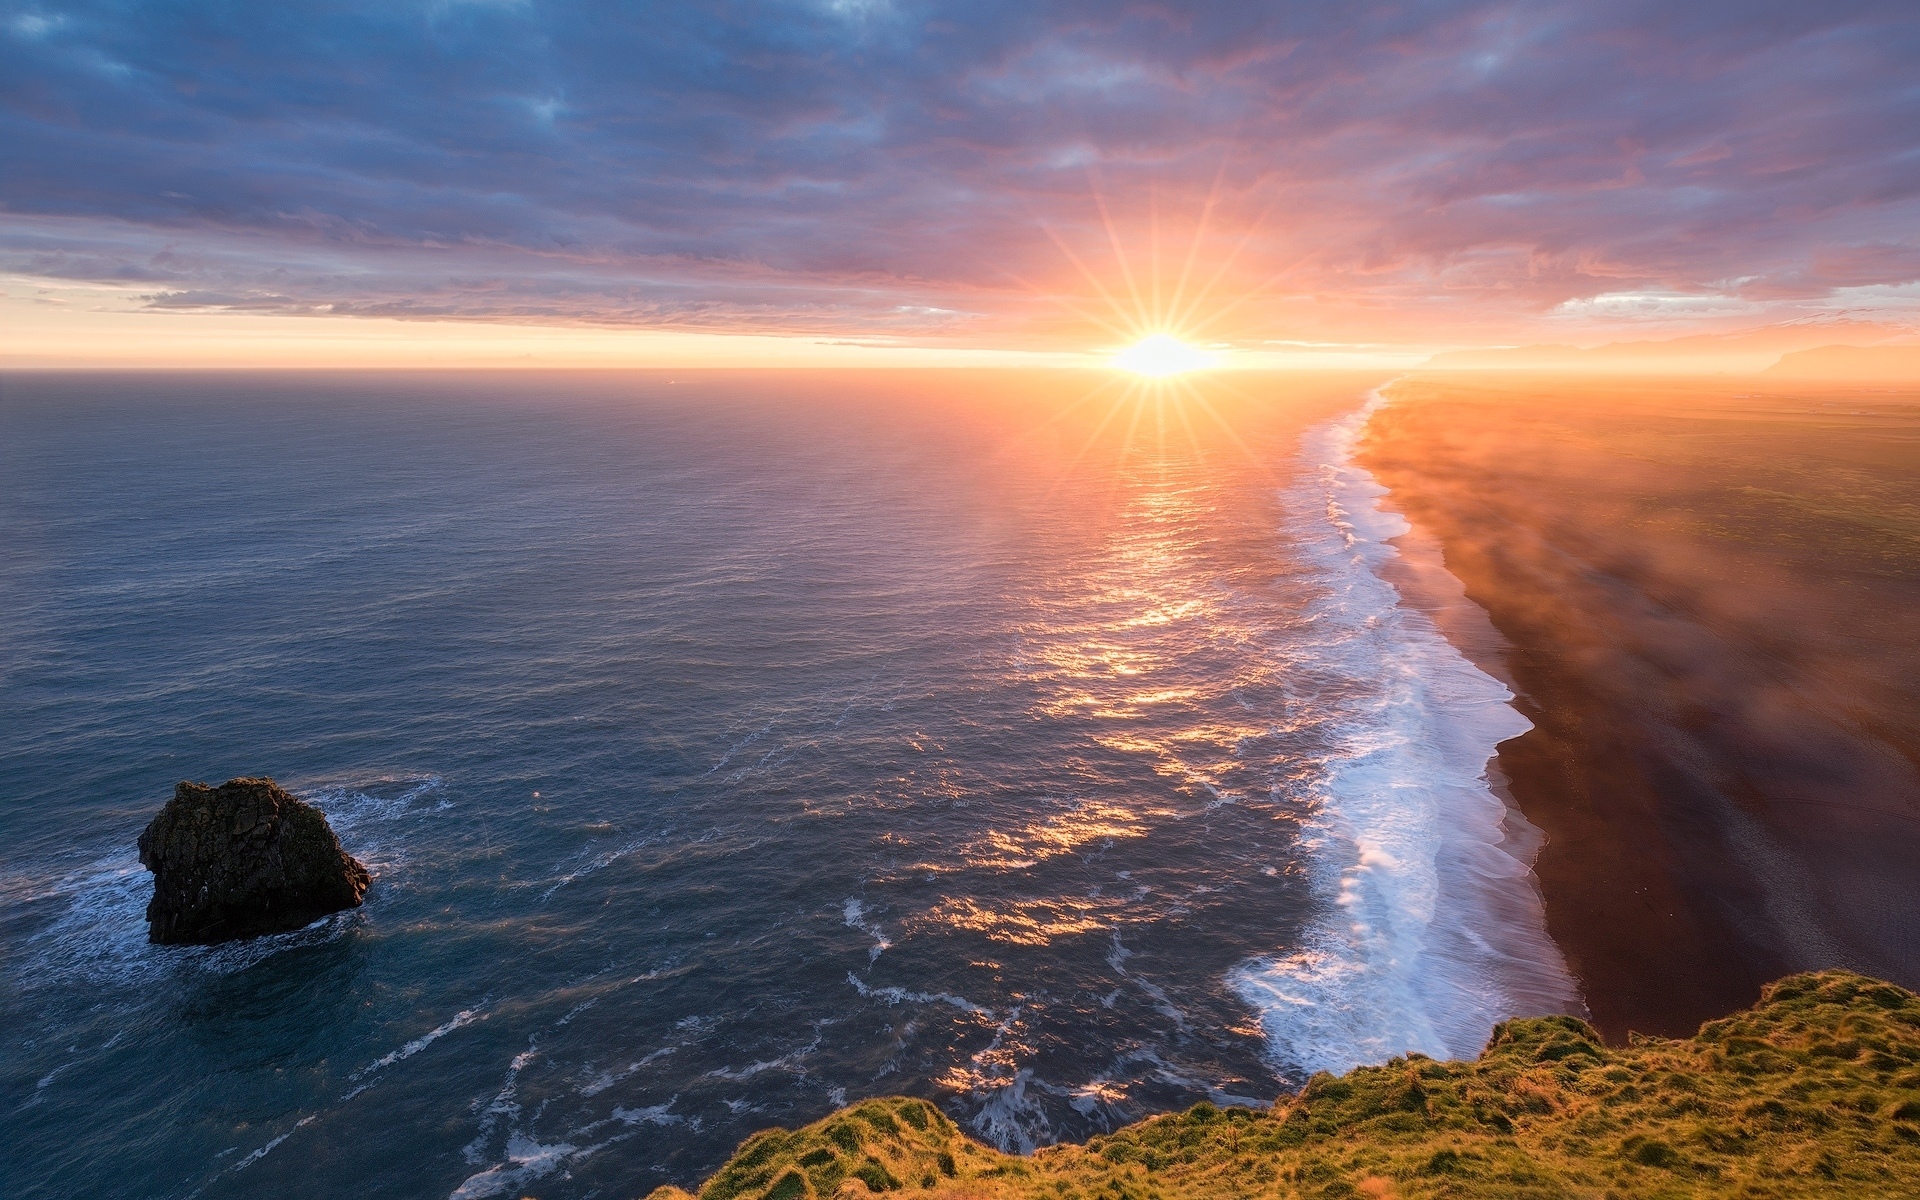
[[1228, 387, 1583, 1077], [231, 1115, 316, 1173], [846, 972, 991, 1016], [842, 897, 892, 962], [611, 1101, 683, 1126], [703, 1030, 823, 1081], [9, 776, 440, 994], [302, 775, 446, 837], [456, 1015, 684, 1199], [463, 1041, 540, 1166], [351, 1006, 486, 1081], [449, 1133, 585, 1200], [966, 1067, 1046, 1153], [14, 846, 360, 992], [539, 833, 657, 901]]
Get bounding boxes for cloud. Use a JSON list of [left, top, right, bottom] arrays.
[[2, 1, 1917, 343]]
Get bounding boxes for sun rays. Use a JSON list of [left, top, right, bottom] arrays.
[[1013, 169, 1289, 486]]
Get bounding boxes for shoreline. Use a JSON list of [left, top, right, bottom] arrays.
[[1350, 374, 1920, 1043], [1354, 395, 1758, 1042], [1309, 391, 1587, 1039], [1362, 483, 1584, 1013], [1226, 392, 1584, 1072]]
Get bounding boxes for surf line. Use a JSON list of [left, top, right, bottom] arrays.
[[1228, 381, 1584, 1079]]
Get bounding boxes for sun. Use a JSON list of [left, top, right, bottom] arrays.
[[1112, 334, 1214, 377]]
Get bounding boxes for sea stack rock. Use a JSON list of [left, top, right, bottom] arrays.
[[137, 777, 370, 945]]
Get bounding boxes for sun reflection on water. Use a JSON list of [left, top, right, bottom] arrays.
[[908, 410, 1297, 961], [812, 370, 1367, 1150]]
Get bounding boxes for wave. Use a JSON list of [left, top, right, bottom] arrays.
[[351, 1005, 488, 1081], [842, 898, 893, 963], [1228, 387, 1583, 1077], [453, 1006, 692, 1200]]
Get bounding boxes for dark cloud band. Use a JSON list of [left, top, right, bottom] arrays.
[[4, 1, 1917, 339]]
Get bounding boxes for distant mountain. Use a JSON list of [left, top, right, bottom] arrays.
[[1423, 320, 1911, 373], [1764, 343, 1920, 382]]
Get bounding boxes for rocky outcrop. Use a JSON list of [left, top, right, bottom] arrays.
[[137, 777, 370, 944]]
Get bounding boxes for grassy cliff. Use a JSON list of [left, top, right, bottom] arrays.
[[647, 971, 1920, 1200]]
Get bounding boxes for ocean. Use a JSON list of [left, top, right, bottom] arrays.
[[0, 370, 1578, 1199]]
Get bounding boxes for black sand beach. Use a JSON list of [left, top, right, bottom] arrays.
[[1359, 373, 1920, 1041]]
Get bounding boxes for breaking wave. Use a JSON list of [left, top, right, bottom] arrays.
[[1229, 389, 1583, 1077]]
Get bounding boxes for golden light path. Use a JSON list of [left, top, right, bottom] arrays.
[[907, 184, 1306, 981]]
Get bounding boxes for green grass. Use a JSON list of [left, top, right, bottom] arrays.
[[647, 972, 1920, 1199]]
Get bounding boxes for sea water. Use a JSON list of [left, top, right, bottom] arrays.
[[0, 370, 1578, 1199]]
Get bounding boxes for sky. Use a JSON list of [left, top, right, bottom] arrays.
[[3, 1, 1918, 367]]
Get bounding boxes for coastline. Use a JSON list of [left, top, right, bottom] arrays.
[[1226, 390, 1583, 1077], [1360, 476, 1579, 1011], [1350, 373, 1920, 1043], [1352, 388, 1768, 1041]]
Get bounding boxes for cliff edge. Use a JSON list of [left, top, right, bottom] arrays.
[[649, 971, 1920, 1199]]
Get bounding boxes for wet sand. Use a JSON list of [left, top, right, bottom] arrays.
[[1358, 373, 1920, 1042]]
